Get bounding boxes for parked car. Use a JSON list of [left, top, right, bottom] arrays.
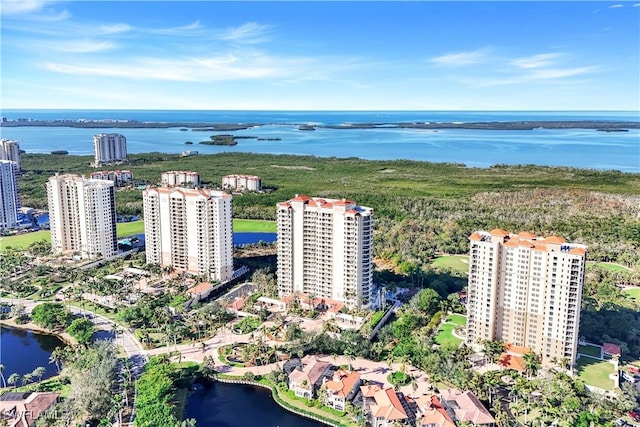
[[628, 411, 640, 422]]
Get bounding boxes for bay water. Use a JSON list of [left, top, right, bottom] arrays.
[[1, 110, 638, 172]]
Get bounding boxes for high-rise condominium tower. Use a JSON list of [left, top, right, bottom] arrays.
[[0, 160, 20, 229], [0, 139, 21, 171], [143, 186, 233, 282], [466, 229, 586, 367], [47, 174, 117, 259], [277, 195, 374, 308], [93, 133, 127, 166]]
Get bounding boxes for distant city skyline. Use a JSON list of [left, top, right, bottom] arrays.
[[1, 1, 639, 111]]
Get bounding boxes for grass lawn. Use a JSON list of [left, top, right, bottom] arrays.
[[434, 323, 463, 348], [623, 288, 640, 301], [116, 220, 145, 237], [593, 262, 632, 272], [431, 255, 469, 274], [578, 344, 602, 359], [232, 219, 277, 233], [446, 314, 467, 326], [1, 230, 50, 251], [576, 357, 615, 390], [1, 219, 276, 251]]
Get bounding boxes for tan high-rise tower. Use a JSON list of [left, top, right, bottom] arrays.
[[143, 186, 233, 282], [466, 229, 586, 367], [47, 174, 117, 259], [277, 195, 373, 309]]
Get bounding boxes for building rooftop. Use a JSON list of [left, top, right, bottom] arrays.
[[470, 230, 586, 255]]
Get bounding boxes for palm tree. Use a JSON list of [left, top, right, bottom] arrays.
[[21, 373, 33, 387], [482, 340, 506, 366], [49, 347, 65, 373], [523, 351, 541, 378], [344, 348, 356, 371], [32, 366, 46, 385], [0, 364, 6, 388], [7, 373, 19, 390]]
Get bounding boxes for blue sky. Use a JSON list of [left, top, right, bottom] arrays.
[[1, 1, 639, 110]]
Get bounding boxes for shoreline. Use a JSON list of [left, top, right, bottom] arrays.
[[1, 119, 639, 131], [0, 318, 77, 346]]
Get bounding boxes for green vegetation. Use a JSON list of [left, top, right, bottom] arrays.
[[431, 255, 469, 274], [116, 220, 145, 236], [387, 371, 411, 386], [576, 357, 615, 390], [30, 302, 70, 330], [580, 265, 640, 358], [0, 231, 49, 251], [199, 134, 237, 145], [16, 152, 640, 270], [593, 262, 632, 272], [233, 219, 277, 233], [446, 313, 467, 326], [577, 344, 602, 359], [1, 219, 275, 251], [434, 323, 463, 347], [66, 318, 96, 345], [623, 287, 640, 300], [134, 356, 181, 427], [233, 316, 261, 334]]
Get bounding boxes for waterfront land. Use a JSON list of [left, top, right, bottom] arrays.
[[2, 119, 639, 131]]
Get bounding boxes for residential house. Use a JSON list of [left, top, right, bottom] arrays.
[[440, 388, 495, 426], [360, 384, 414, 427], [322, 368, 361, 411], [0, 392, 59, 427], [287, 355, 333, 399], [414, 395, 456, 427]]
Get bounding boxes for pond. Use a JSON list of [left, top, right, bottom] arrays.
[[0, 325, 66, 382], [233, 232, 277, 246], [186, 381, 323, 427]]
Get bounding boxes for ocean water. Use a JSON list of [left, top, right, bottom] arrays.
[[1, 110, 638, 172]]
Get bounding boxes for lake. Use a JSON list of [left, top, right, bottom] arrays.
[[0, 325, 66, 382], [186, 381, 323, 427]]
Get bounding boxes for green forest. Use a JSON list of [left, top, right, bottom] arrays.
[[18, 152, 640, 270]]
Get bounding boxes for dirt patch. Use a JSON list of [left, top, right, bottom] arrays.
[[379, 169, 396, 173]]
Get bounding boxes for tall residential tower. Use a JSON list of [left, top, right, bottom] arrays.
[[93, 133, 127, 166], [0, 139, 21, 171], [143, 186, 233, 282], [47, 174, 117, 259], [466, 229, 586, 367], [277, 195, 373, 308], [0, 160, 20, 229]]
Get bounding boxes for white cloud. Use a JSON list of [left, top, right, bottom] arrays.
[[147, 21, 202, 36], [97, 24, 132, 35], [218, 22, 272, 44], [634, 3, 640, 6], [608, 4, 624, 8], [511, 53, 563, 69], [430, 48, 491, 66], [0, 0, 49, 15], [43, 40, 118, 53]]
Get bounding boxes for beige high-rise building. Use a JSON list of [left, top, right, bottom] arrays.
[[47, 174, 117, 259], [161, 171, 200, 187], [466, 229, 587, 367], [277, 195, 373, 308], [143, 186, 233, 282], [93, 133, 127, 166], [222, 174, 262, 192], [0, 139, 21, 171], [0, 160, 20, 229]]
